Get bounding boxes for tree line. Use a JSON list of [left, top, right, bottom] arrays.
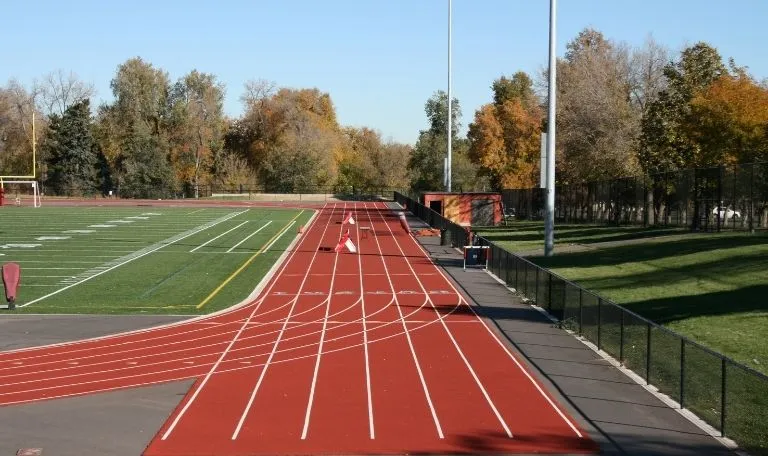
[[1, 61, 411, 198], [462, 29, 768, 190], [2, 28, 767, 198]]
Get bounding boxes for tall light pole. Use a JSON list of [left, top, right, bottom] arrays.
[[544, 0, 557, 256], [446, 0, 453, 192]]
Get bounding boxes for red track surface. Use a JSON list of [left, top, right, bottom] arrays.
[[0, 202, 598, 455]]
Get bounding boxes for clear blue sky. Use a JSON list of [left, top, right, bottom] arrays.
[[2, 0, 766, 145]]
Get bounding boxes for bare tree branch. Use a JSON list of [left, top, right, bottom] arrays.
[[38, 70, 95, 116]]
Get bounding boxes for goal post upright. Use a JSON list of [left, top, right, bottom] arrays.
[[0, 179, 41, 207]]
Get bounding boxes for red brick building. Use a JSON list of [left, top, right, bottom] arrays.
[[420, 192, 502, 226]]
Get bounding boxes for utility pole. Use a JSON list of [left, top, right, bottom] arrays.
[[446, 0, 453, 192], [544, 0, 557, 256]]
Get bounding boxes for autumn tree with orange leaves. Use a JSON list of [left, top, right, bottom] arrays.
[[689, 69, 768, 165], [467, 72, 543, 189]]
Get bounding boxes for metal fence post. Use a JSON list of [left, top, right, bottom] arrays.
[[749, 164, 754, 232], [717, 165, 723, 232], [680, 339, 686, 408], [578, 289, 583, 335], [548, 273, 553, 312], [597, 299, 602, 350], [646, 322, 652, 384], [721, 358, 727, 436], [619, 310, 625, 364]]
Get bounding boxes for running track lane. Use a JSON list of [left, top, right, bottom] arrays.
[[0, 202, 598, 455], [145, 202, 596, 455]]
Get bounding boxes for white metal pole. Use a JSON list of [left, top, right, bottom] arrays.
[[446, 0, 453, 192], [544, 0, 557, 256]]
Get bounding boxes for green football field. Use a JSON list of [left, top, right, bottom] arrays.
[[0, 206, 314, 314]]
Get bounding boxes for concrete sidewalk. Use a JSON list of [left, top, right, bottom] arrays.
[[394, 205, 737, 456]]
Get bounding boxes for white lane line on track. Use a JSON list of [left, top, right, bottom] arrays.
[[233, 203, 340, 440], [160, 204, 329, 441], [377, 202, 512, 438], [0, 209, 321, 359], [299, 202, 346, 440], [0, 248, 439, 375], [0, 306, 466, 401], [356, 202, 375, 439], [190, 220, 249, 252], [0, 301, 457, 391], [226, 221, 272, 252], [401, 216, 585, 439], [366, 202, 444, 439], [19, 211, 247, 308]]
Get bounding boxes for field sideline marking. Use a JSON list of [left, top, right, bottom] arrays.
[[190, 220, 249, 252], [226, 221, 273, 253], [195, 211, 304, 310], [18, 211, 247, 308]]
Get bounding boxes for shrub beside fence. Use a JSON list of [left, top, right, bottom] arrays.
[[395, 190, 768, 455]]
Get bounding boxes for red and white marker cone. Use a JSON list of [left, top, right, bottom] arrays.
[[342, 211, 356, 225], [334, 229, 357, 253]]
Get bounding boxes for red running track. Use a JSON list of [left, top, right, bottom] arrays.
[[0, 202, 598, 455]]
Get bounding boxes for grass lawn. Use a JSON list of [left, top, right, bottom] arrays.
[[479, 223, 768, 454], [478, 223, 768, 374], [0, 206, 314, 315]]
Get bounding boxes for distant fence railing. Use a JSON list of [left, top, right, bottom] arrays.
[[473, 236, 768, 455], [393, 190, 768, 455], [29, 183, 406, 201], [503, 162, 768, 232], [393, 191, 470, 249]]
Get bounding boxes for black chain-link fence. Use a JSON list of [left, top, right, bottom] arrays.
[[474, 237, 768, 455], [503, 162, 768, 232], [392, 191, 768, 455]]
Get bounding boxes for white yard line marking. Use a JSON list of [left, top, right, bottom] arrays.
[[299, 203, 347, 440], [226, 221, 273, 253], [190, 221, 249, 252], [378, 202, 513, 438], [262, 222, 296, 252], [366, 203, 444, 438], [19, 211, 246, 308], [161, 205, 328, 441]]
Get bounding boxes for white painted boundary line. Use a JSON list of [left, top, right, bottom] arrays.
[[161, 204, 329, 441], [366, 202, 444, 439], [19, 210, 247, 308], [300, 203, 346, 440], [190, 220, 249, 252], [227, 221, 272, 253], [481, 269, 742, 452]]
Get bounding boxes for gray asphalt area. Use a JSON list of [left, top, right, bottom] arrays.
[[0, 314, 193, 456]]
